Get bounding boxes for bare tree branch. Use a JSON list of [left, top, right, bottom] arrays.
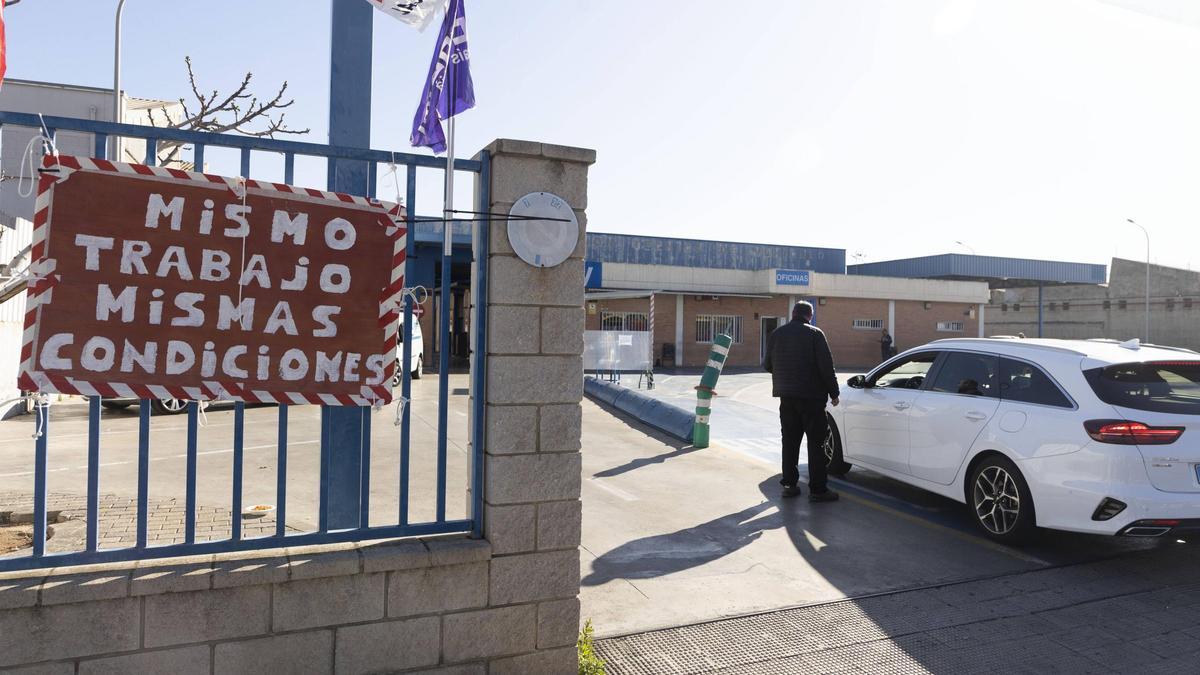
[[148, 56, 310, 167]]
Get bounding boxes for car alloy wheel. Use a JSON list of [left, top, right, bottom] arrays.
[[152, 398, 188, 415], [823, 428, 836, 466], [973, 465, 1021, 535]]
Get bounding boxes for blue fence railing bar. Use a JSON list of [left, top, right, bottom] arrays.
[[0, 110, 488, 572]]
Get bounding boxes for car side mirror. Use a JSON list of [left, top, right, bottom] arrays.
[[847, 375, 867, 389]]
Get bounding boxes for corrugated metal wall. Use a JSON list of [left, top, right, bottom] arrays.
[[585, 233, 846, 274], [0, 217, 31, 322], [0, 218, 32, 417]]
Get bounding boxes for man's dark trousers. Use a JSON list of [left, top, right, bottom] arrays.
[[779, 397, 828, 493]]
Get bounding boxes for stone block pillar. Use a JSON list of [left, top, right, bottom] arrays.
[[473, 139, 594, 673]]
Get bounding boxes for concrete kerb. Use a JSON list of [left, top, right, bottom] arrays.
[[584, 377, 694, 442]]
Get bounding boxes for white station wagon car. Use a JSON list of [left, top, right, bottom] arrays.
[[823, 338, 1200, 543]]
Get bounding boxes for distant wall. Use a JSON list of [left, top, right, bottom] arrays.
[[986, 258, 1200, 350]]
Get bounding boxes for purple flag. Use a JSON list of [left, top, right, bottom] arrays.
[[411, 0, 475, 153]]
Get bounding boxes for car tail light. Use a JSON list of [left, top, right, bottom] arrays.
[[1084, 420, 1185, 445]]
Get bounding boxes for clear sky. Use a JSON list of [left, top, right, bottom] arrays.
[[6, 0, 1200, 272]]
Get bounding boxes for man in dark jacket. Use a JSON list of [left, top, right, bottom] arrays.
[[763, 301, 840, 502]]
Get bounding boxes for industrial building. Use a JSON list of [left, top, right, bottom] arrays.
[[585, 235, 993, 369], [852, 253, 1200, 353], [584, 239, 1124, 370]]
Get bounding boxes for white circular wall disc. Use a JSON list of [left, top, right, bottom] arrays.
[[507, 192, 579, 268]]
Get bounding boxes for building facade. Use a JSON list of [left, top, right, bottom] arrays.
[[0, 79, 184, 224], [585, 235, 990, 370]]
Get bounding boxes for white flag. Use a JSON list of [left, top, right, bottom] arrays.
[[365, 0, 448, 31]]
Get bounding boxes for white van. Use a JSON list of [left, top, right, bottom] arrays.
[[395, 319, 425, 385]]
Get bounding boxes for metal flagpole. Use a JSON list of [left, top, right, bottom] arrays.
[[435, 11, 456, 522]]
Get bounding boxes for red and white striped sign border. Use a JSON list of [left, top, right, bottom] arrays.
[[18, 154, 408, 408]]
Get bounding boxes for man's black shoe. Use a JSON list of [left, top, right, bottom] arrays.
[[809, 490, 839, 503], [781, 485, 802, 498]]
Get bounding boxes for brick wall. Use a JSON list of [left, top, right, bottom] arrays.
[[894, 300, 978, 355], [681, 295, 790, 368], [584, 295, 981, 370], [808, 297, 890, 370]]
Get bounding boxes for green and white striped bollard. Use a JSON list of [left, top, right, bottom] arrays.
[[693, 333, 733, 449]]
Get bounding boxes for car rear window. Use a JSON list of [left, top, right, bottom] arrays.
[[1084, 361, 1200, 415], [999, 358, 1073, 408]]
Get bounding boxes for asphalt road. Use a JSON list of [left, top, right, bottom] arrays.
[[582, 371, 1176, 636]]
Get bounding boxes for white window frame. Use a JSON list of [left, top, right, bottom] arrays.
[[852, 318, 884, 330], [601, 311, 648, 332], [937, 321, 965, 332], [695, 314, 743, 344]]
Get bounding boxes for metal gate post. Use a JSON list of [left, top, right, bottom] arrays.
[[324, 0, 374, 528]]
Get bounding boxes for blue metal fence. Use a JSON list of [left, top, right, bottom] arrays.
[[0, 111, 489, 571]]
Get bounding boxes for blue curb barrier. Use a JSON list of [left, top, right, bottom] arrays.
[[584, 377, 695, 443]]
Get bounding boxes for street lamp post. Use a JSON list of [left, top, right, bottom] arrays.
[[112, 0, 127, 159], [1126, 218, 1151, 343], [955, 240, 976, 255]]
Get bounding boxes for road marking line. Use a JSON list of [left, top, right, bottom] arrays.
[[586, 478, 639, 502], [0, 422, 237, 444], [709, 439, 1049, 565], [0, 440, 322, 477], [839, 490, 1050, 566]]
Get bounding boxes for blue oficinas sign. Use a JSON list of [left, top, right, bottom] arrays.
[[775, 269, 811, 286]]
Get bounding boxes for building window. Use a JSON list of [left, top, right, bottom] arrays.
[[1103, 300, 1111, 310], [1062, 302, 1070, 311], [1167, 298, 1176, 312], [1119, 299, 1128, 310], [1012, 303, 1021, 312], [1049, 302, 1058, 311], [1001, 303, 1008, 312], [695, 315, 743, 344], [601, 311, 648, 331], [1186, 298, 1194, 310], [852, 319, 884, 330], [936, 321, 965, 332]]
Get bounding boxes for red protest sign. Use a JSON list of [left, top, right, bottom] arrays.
[[19, 155, 407, 406]]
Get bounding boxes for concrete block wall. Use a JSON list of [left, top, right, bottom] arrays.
[[476, 138, 594, 672], [0, 538, 565, 674], [0, 138, 593, 674]]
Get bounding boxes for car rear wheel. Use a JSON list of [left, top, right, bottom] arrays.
[[412, 355, 423, 380], [969, 455, 1036, 544], [824, 417, 853, 477], [150, 398, 187, 415]]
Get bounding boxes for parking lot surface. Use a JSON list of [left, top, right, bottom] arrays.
[[0, 376, 473, 550], [582, 372, 1173, 638]]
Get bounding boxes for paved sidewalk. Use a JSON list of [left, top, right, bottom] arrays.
[[595, 543, 1200, 673], [1, 492, 304, 553]]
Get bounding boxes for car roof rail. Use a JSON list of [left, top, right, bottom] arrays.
[[1086, 337, 1198, 355], [1141, 343, 1200, 355], [928, 337, 1087, 356]]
